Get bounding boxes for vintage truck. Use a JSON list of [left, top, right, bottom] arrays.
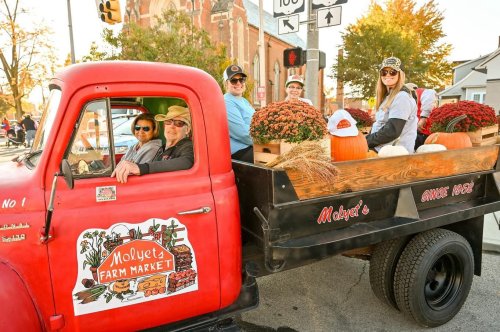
[[1, 61, 499, 331]]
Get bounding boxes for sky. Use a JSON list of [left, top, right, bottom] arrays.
[[22, 0, 500, 99]]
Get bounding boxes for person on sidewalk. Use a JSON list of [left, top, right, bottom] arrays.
[[21, 114, 36, 148]]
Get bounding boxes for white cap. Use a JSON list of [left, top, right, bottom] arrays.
[[285, 74, 304, 87], [327, 110, 358, 137]]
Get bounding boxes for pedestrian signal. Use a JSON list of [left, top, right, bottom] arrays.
[[97, 0, 122, 24], [283, 47, 304, 68]]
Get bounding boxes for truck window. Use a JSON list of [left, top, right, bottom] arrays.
[[66, 100, 113, 177]]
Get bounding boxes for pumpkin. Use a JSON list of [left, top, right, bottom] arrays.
[[366, 150, 378, 158], [330, 133, 368, 161], [378, 145, 409, 157], [416, 144, 447, 153], [425, 114, 472, 149]]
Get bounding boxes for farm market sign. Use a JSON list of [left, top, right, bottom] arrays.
[[98, 240, 174, 283]]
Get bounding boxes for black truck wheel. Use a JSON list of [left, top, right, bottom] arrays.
[[393, 229, 474, 327], [369, 236, 411, 309]]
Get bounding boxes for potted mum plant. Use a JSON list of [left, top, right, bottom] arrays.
[[427, 101, 498, 146], [250, 100, 327, 164], [345, 108, 374, 134]]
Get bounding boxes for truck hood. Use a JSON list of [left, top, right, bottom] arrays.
[[0, 161, 46, 213]]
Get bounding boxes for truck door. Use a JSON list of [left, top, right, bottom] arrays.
[[47, 90, 220, 331]]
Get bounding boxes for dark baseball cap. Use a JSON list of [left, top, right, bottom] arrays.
[[223, 65, 247, 81]]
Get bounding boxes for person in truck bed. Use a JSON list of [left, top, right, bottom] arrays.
[[111, 106, 193, 183], [366, 56, 417, 154], [118, 113, 162, 164], [223, 64, 255, 163]]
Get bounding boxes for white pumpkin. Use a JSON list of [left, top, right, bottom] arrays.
[[378, 145, 409, 157], [416, 144, 447, 153]]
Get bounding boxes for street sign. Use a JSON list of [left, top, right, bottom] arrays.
[[273, 0, 305, 18], [257, 87, 266, 101], [317, 6, 342, 28], [278, 14, 300, 35], [312, 0, 347, 10]]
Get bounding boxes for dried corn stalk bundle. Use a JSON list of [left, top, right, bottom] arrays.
[[266, 141, 338, 184]]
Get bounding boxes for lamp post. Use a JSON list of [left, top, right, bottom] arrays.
[[66, 0, 76, 64]]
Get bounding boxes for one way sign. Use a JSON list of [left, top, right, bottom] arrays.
[[316, 6, 341, 29], [278, 14, 299, 35]]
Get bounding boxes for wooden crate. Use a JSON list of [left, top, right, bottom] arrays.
[[359, 126, 372, 135], [253, 138, 331, 166], [466, 124, 498, 146], [253, 141, 297, 166]]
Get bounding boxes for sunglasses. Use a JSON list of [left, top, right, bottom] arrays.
[[134, 126, 151, 132], [164, 119, 187, 128], [380, 69, 399, 77], [229, 77, 246, 85]]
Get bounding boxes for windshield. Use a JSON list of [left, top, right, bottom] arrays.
[[28, 89, 62, 167]]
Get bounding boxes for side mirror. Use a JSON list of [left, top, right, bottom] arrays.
[[61, 159, 74, 189]]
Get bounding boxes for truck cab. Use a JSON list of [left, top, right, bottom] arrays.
[[0, 62, 250, 331]]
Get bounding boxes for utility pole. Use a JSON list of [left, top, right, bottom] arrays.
[[305, 1, 319, 107], [66, 0, 76, 64], [258, 0, 266, 107]]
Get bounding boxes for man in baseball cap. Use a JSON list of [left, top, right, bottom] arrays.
[[223, 64, 247, 82]]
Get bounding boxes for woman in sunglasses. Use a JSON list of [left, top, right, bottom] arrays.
[[223, 64, 255, 163], [365, 56, 418, 153], [121, 113, 162, 163], [112, 106, 194, 183]]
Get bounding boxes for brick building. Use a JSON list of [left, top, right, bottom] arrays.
[[125, 0, 324, 109]]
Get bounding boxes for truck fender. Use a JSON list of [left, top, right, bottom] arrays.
[[0, 262, 42, 332]]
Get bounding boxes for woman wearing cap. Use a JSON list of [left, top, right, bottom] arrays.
[[285, 75, 312, 105], [112, 105, 194, 183], [119, 113, 162, 164], [366, 57, 417, 153], [223, 64, 255, 163]]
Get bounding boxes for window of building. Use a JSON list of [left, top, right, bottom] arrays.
[[237, 18, 244, 64], [471, 92, 485, 104]]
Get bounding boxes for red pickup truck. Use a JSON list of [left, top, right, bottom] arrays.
[[1, 61, 499, 331]]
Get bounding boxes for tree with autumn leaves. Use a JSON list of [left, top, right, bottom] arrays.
[[333, 0, 453, 100], [90, 9, 232, 92], [0, 0, 57, 119]]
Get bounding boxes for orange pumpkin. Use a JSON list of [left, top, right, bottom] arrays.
[[330, 133, 368, 161], [424, 132, 472, 149], [425, 114, 472, 150]]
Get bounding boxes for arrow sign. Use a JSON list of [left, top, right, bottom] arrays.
[[317, 6, 342, 29], [312, 0, 348, 10], [278, 14, 299, 35]]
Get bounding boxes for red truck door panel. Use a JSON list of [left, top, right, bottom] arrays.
[[47, 91, 220, 331]]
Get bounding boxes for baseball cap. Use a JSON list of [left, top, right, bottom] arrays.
[[285, 74, 304, 87], [223, 65, 247, 81], [327, 110, 358, 137], [380, 56, 403, 72]]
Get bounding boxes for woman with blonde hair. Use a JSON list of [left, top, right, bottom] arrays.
[[366, 56, 417, 153]]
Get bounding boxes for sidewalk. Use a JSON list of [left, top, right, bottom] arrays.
[[484, 213, 500, 252]]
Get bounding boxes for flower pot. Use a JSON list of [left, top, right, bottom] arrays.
[[465, 124, 498, 146]]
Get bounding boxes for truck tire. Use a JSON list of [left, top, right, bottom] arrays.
[[393, 229, 474, 327], [369, 236, 410, 310]]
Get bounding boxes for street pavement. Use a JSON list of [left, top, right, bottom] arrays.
[[239, 253, 500, 332], [0, 137, 30, 162]]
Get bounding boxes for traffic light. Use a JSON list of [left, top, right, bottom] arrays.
[[283, 47, 305, 68], [97, 0, 122, 24]]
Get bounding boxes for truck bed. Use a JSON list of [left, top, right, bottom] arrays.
[[234, 145, 500, 273]]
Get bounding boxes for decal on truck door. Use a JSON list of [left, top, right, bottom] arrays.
[[72, 217, 197, 316]]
